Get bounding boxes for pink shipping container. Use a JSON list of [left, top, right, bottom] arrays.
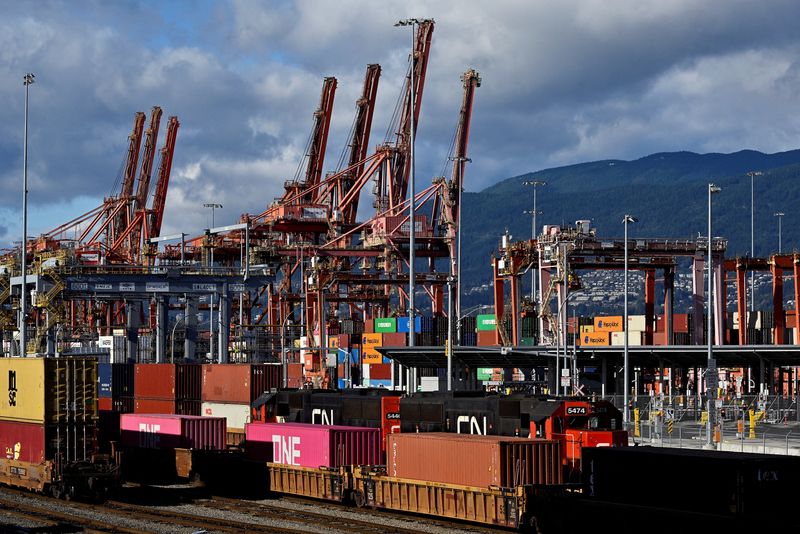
[[386, 433, 562, 488], [245, 422, 380, 468], [120, 414, 226, 450]]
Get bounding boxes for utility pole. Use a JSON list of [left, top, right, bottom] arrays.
[[747, 171, 762, 311], [523, 180, 546, 304]]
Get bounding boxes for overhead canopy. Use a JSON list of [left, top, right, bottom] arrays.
[[377, 345, 800, 369]]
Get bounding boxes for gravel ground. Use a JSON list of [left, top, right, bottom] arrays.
[[0, 485, 502, 534]]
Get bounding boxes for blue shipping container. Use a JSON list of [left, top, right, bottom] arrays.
[[397, 316, 422, 333], [368, 379, 392, 388], [99, 363, 113, 398], [382, 356, 392, 364]]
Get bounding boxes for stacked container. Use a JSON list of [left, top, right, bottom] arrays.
[[134, 363, 201, 415], [120, 413, 225, 450], [245, 422, 381, 467], [0, 357, 98, 466], [386, 433, 562, 488], [200, 363, 280, 432]]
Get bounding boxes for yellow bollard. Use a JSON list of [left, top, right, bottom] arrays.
[[700, 411, 708, 424], [748, 409, 756, 439], [634, 408, 640, 438], [737, 418, 744, 436], [714, 424, 721, 443], [667, 420, 674, 435]]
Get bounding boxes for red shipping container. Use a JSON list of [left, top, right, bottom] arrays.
[[652, 332, 667, 346], [0, 420, 45, 464], [382, 332, 407, 347], [202, 364, 250, 404], [337, 334, 351, 349], [120, 414, 225, 450], [673, 314, 689, 333], [477, 330, 497, 346], [785, 310, 796, 329], [287, 363, 303, 380], [363, 319, 374, 334], [245, 422, 381, 468], [370, 364, 391, 380], [386, 433, 561, 488], [98, 397, 113, 411], [135, 363, 201, 400]]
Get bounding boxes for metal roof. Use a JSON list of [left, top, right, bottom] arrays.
[[376, 345, 800, 368]]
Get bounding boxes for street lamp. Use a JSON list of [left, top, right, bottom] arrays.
[[170, 314, 184, 363], [396, 18, 431, 393], [20, 72, 34, 357], [622, 214, 638, 424], [522, 180, 546, 303], [706, 183, 721, 448], [774, 212, 784, 253], [747, 171, 762, 311]]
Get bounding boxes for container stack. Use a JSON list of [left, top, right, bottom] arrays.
[[0, 357, 98, 465], [134, 363, 201, 415], [200, 363, 281, 434]]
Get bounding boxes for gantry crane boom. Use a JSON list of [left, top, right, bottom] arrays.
[[302, 77, 337, 203], [113, 112, 146, 243], [341, 64, 381, 224], [148, 116, 180, 240], [389, 19, 434, 211], [125, 106, 163, 260]]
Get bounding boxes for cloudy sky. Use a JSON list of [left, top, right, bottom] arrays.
[[2, 0, 800, 247]]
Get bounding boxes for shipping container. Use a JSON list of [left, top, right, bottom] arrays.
[[0, 357, 97, 424], [369, 364, 391, 380], [120, 413, 226, 450], [363, 318, 374, 334], [202, 363, 281, 405], [113, 396, 135, 413], [593, 316, 623, 332], [98, 397, 113, 411], [477, 330, 497, 346], [201, 401, 251, 431], [0, 420, 96, 466], [627, 315, 647, 332], [381, 332, 407, 347], [397, 316, 422, 333], [245, 422, 381, 468], [386, 433, 561, 488], [476, 314, 496, 331], [579, 331, 610, 346], [99, 363, 113, 398], [112, 363, 135, 397], [610, 331, 643, 346], [374, 318, 397, 333]]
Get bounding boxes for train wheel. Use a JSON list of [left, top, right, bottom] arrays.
[[353, 490, 366, 508]]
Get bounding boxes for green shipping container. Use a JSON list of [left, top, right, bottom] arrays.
[[477, 368, 493, 381], [520, 336, 536, 346], [374, 317, 397, 333], [476, 314, 497, 331]]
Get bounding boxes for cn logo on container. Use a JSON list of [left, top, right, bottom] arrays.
[[456, 415, 487, 435], [312, 408, 334, 425], [138, 423, 161, 448], [272, 435, 301, 465]]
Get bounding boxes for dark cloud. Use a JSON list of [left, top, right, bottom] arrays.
[[2, 0, 800, 246]]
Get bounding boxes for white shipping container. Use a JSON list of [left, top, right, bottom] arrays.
[[201, 401, 251, 432], [362, 363, 371, 380], [611, 331, 643, 346], [419, 376, 441, 392], [627, 315, 647, 332]]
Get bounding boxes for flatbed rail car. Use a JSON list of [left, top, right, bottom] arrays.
[[265, 461, 549, 530], [0, 356, 119, 500]]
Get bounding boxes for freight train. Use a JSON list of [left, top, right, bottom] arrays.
[[251, 388, 626, 474], [0, 357, 119, 500]]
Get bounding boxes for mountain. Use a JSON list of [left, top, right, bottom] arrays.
[[458, 149, 800, 308]]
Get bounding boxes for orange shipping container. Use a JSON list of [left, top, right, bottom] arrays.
[[477, 330, 497, 346], [593, 316, 624, 332], [579, 331, 610, 346]]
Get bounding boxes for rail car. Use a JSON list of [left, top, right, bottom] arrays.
[[0, 357, 119, 500]]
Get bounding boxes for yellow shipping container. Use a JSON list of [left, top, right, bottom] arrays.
[[579, 325, 595, 334], [0, 357, 97, 424], [578, 331, 610, 347], [593, 316, 624, 332], [328, 336, 339, 349]]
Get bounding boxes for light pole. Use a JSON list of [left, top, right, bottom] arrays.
[[203, 203, 222, 267], [747, 171, 762, 311], [622, 214, 638, 424], [170, 314, 184, 363], [707, 183, 721, 448], [20, 73, 34, 357], [280, 312, 295, 388], [523, 180, 546, 303], [449, 155, 471, 351], [395, 18, 430, 393], [774, 212, 784, 253]]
